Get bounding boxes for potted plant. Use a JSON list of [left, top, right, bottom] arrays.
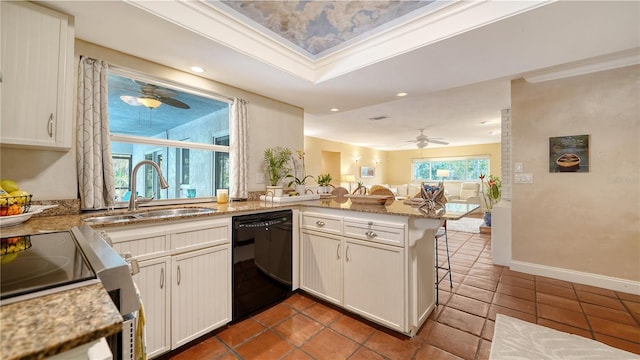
[[479, 174, 501, 226], [316, 173, 332, 194], [285, 149, 314, 195], [264, 146, 292, 197]]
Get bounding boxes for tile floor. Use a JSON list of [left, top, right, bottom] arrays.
[[163, 230, 640, 360]]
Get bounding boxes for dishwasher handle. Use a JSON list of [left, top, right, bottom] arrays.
[[236, 217, 289, 229]]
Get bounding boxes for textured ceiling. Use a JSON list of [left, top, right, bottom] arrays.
[[219, 0, 433, 57]]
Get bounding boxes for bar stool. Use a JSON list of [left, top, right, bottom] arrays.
[[435, 220, 452, 305]]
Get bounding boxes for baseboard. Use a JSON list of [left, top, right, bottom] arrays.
[[509, 260, 640, 296]]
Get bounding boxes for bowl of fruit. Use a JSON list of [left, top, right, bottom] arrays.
[[0, 179, 38, 227]]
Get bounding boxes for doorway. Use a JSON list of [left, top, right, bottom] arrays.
[[321, 150, 341, 186]]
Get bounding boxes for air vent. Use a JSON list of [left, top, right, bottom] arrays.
[[369, 116, 388, 121]]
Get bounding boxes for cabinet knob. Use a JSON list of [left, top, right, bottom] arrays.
[[365, 230, 378, 238], [316, 220, 325, 227]]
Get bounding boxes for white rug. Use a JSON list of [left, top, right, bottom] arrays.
[[490, 314, 640, 360], [447, 216, 484, 233]]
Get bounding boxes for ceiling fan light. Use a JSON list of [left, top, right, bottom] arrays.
[[139, 97, 162, 109], [120, 95, 142, 106]]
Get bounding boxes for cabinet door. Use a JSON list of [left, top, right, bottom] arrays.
[[344, 239, 406, 332], [171, 245, 231, 349], [134, 257, 171, 358], [1, 1, 72, 149], [300, 230, 343, 305]]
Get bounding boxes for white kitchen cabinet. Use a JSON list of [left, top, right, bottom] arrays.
[[300, 230, 342, 305], [104, 217, 231, 358], [343, 238, 405, 331], [134, 257, 171, 358], [300, 210, 408, 332], [0, 1, 73, 150], [171, 245, 230, 348]]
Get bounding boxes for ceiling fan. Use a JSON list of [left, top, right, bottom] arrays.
[[119, 82, 190, 109], [406, 129, 449, 149]]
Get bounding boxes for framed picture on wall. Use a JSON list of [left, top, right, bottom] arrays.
[[549, 134, 589, 173], [361, 166, 375, 178]]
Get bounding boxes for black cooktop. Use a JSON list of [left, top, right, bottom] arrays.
[[1, 231, 97, 301]]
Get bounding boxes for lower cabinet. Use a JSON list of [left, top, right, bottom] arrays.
[[300, 230, 342, 305], [107, 218, 231, 358], [135, 257, 170, 358], [300, 212, 407, 333], [343, 239, 404, 331], [171, 245, 230, 348]]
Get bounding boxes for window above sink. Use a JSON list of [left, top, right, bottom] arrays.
[[108, 69, 231, 203]]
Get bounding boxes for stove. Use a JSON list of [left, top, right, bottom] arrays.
[[1, 225, 139, 359], [1, 231, 98, 303]]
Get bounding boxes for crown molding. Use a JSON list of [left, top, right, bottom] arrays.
[[125, 0, 553, 84], [523, 48, 640, 83]]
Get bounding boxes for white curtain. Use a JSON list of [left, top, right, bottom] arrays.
[[76, 56, 116, 209], [229, 97, 248, 199]]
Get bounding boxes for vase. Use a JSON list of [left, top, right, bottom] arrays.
[[266, 185, 283, 197], [295, 184, 306, 195], [483, 211, 492, 227]]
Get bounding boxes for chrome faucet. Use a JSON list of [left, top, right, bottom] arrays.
[[128, 160, 169, 211]]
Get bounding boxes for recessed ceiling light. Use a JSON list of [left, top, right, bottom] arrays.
[[190, 66, 205, 73], [480, 121, 490, 125], [396, 92, 408, 97], [330, 108, 339, 112], [489, 131, 498, 135]]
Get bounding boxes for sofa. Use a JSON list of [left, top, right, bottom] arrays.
[[447, 182, 481, 206], [368, 182, 482, 206]]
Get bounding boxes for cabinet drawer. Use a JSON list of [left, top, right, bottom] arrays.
[[108, 232, 169, 260], [343, 218, 405, 247], [170, 222, 230, 251], [301, 212, 343, 235]]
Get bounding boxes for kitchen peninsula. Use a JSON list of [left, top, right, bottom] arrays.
[[1, 198, 478, 359]]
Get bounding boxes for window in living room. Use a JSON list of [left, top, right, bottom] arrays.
[[412, 156, 489, 181]]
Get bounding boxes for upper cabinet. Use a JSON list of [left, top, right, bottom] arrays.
[[1, 1, 74, 150]]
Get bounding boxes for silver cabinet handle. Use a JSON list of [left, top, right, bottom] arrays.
[[365, 230, 378, 238], [160, 267, 165, 289], [346, 245, 351, 262], [177, 265, 181, 286], [47, 114, 54, 138], [316, 220, 325, 227], [337, 243, 341, 259]]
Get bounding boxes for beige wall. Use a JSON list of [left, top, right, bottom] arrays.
[[304, 137, 501, 195], [385, 143, 502, 185], [0, 40, 303, 199], [511, 65, 639, 282], [304, 137, 388, 187]]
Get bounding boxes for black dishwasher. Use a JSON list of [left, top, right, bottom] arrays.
[[232, 210, 293, 320]]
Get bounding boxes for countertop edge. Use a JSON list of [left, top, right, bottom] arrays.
[[1, 283, 122, 360]]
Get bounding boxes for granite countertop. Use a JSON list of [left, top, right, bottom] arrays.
[[0, 196, 478, 359], [1, 198, 478, 238], [0, 283, 122, 360]]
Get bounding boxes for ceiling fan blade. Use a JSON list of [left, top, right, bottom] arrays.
[[159, 96, 190, 109], [428, 139, 449, 145]]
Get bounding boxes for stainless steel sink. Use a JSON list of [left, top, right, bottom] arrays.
[[83, 207, 216, 224], [136, 208, 216, 218], [83, 214, 141, 223]]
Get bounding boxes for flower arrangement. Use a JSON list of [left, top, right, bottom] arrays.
[[264, 147, 292, 186], [479, 174, 501, 212], [286, 149, 314, 187]]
